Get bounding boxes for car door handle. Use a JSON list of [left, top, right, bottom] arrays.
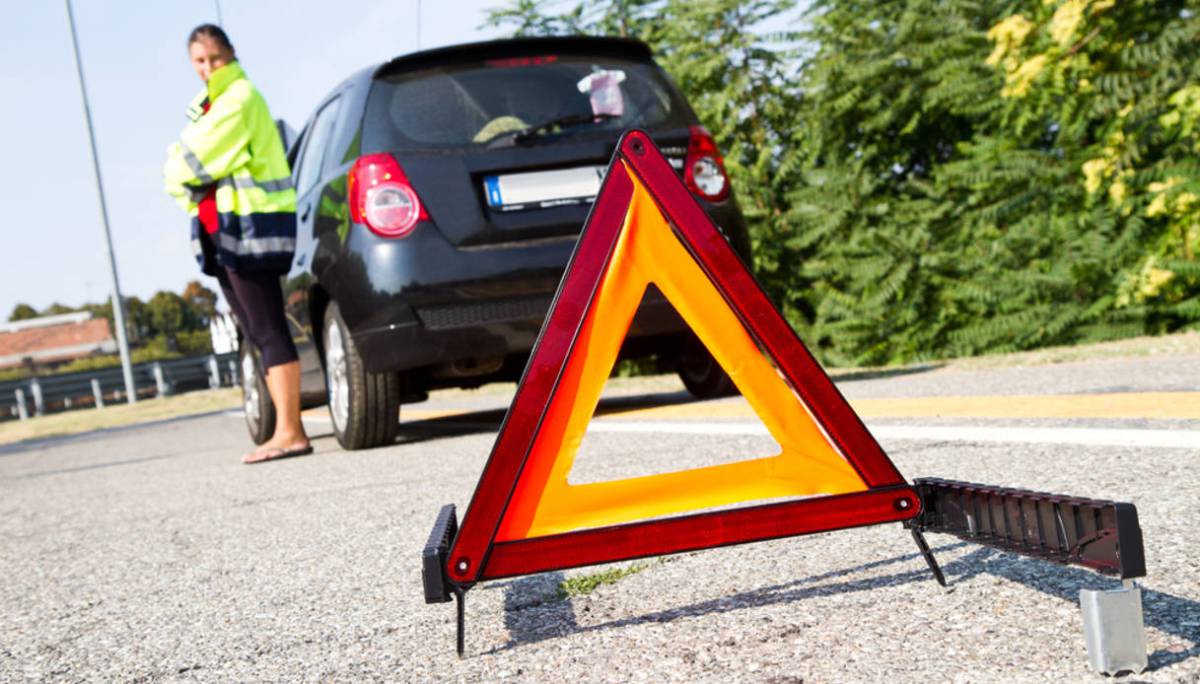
[[300, 204, 312, 222]]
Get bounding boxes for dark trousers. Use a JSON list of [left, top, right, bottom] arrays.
[[215, 268, 298, 369], [200, 232, 298, 369]]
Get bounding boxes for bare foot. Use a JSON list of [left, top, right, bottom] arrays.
[[242, 442, 313, 465]]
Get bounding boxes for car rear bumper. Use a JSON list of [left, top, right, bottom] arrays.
[[354, 292, 685, 374], [337, 187, 749, 376]]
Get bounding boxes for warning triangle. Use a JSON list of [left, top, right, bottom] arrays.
[[446, 131, 918, 585]]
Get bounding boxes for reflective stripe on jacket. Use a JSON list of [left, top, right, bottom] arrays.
[[164, 61, 296, 275]]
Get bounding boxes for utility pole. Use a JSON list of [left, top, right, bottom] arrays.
[[214, 0, 223, 26], [65, 0, 137, 404], [416, 0, 422, 50]]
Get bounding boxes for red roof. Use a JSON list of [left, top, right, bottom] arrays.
[[0, 319, 115, 368]]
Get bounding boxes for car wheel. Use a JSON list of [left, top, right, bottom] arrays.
[[323, 302, 401, 450], [677, 333, 737, 399], [240, 342, 275, 445]]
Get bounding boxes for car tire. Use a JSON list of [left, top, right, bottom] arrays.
[[677, 333, 738, 399], [240, 342, 275, 445], [323, 302, 401, 450]]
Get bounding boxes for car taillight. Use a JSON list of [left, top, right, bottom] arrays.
[[684, 125, 730, 202], [348, 153, 428, 238]]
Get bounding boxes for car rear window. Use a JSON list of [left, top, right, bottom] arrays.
[[365, 55, 693, 149]]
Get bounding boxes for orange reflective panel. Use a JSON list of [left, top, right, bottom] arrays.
[[494, 165, 866, 541]]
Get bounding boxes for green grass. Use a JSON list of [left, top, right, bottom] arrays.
[[557, 560, 659, 599]]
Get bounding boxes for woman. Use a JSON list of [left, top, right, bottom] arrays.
[[164, 24, 310, 464]]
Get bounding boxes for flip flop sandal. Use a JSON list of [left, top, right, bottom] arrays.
[[242, 444, 314, 465]]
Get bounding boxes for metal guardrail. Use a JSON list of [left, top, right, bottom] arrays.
[[0, 352, 239, 420]]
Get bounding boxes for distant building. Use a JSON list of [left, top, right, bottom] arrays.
[[0, 312, 117, 371]]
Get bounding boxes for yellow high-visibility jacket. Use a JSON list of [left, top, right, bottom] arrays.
[[164, 61, 296, 275]]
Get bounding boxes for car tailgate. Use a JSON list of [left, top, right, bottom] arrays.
[[400, 133, 689, 248]]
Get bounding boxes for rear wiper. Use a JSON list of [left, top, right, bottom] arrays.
[[490, 113, 619, 147]]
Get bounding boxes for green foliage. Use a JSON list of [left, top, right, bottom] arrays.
[[612, 355, 660, 377], [41, 302, 77, 316], [2, 282, 219, 381], [483, 0, 1200, 365], [175, 330, 214, 355], [482, 0, 583, 36], [7, 303, 37, 322], [557, 560, 656, 598], [182, 280, 219, 326], [19, 332, 212, 379], [0, 367, 27, 382]]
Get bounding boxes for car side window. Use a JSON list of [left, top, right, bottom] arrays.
[[295, 97, 342, 199]]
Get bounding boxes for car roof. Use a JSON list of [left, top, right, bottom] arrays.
[[373, 36, 655, 80]]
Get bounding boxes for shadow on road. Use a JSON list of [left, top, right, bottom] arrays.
[[390, 361, 943, 448], [393, 389, 701, 446], [483, 572, 578, 649], [485, 541, 1198, 672], [828, 362, 944, 384]]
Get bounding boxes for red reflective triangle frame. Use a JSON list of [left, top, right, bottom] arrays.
[[446, 131, 919, 585]]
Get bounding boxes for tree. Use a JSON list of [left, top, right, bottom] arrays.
[[182, 280, 219, 327], [482, 0, 584, 36], [483, 0, 804, 310], [482, 0, 1200, 365], [956, 0, 1200, 343], [146, 291, 187, 346], [124, 297, 150, 342], [8, 303, 37, 322], [781, 0, 1010, 364], [41, 302, 77, 316]]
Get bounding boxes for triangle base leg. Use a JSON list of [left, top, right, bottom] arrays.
[[909, 526, 947, 586], [454, 586, 468, 658]]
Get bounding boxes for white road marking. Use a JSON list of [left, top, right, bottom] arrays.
[[231, 409, 1200, 449], [586, 421, 1200, 449]]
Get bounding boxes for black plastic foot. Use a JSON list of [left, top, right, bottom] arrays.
[[422, 504, 458, 604]]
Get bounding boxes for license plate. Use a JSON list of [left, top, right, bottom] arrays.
[[484, 166, 606, 211]]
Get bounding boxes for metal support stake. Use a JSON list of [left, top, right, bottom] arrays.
[[454, 586, 467, 658], [14, 388, 28, 421], [91, 378, 105, 408], [30, 378, 45, 416], [908, 526, 946, 587], [153, 362, 168, 398]]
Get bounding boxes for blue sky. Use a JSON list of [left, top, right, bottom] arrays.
[[0, 0, 504, 318]]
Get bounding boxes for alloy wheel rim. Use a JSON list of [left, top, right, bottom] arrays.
[[242, 351, 260, 424], [326, 319, 350, 431]]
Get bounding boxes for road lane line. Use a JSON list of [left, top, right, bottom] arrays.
[[244, 392, 1200, 448], [584, 421, 1200, 449], [592, 392, 1200, 421], [288, 391, 1200, 423], [274, 410, 1200, 449]]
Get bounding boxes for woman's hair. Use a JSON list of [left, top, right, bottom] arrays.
[[188, 24, 234, 53]]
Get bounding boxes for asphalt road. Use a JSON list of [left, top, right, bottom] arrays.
[[1, 354, 1197, 682]]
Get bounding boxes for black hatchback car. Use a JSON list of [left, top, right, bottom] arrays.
[[241, 36, 754, 450]]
